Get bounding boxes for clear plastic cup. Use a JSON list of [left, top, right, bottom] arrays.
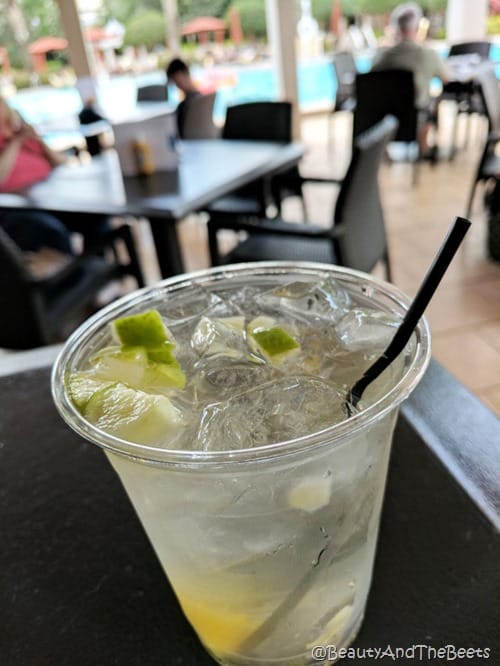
[[52, 262, 431, 665]]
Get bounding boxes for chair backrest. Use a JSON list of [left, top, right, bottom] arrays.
[[181, 92, 219, 139], [222, 101, 292, 142], [449, 41, 491, 59], [136, 84, 168, 103], [476, 65, 500, 135], [332, 115, 398, 274], [0, 227, 49, 349], [333, 51, 357, 107], [353, 69, 417, 144]]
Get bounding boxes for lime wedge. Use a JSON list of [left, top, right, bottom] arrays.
[[69, 372, 114, 410], [248, 317, 300, 365], [112, 310, 169, 347], [146, 341, 178, 364], [83, 383, 184, 444], [143, 361, 186, 390], [91, 346, 149, 386]]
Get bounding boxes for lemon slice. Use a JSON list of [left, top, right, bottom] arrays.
[[83, 382, 184, 444], [287, 477, 332, 512], [248, 317, 300, 365], [180, 598, 259, 656], [307, 604, 353, 648], [112, 310, 170, 347]]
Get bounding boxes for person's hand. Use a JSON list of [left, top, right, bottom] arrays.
[[15, 120, 38, 141]]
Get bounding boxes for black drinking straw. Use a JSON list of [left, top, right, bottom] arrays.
[[347, 216, 471, 410]]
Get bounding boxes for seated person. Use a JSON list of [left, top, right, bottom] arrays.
[[166, 58, 200, 138], [0, 96, 110, 254], [371, 2, 449, 160], [78, 96, 107, 157]]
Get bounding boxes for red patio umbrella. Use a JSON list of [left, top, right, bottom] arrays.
[[85, 27, 108, 43], [28, 36, 68, 55], [28, 36, 68, 73], [181, 16, 226, 36]]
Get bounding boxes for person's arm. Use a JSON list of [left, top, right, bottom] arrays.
[[0, 132, 26, 184], [433, 50, 450, 84], [19, 119, 67, 167]]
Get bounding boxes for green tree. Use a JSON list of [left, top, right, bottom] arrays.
[[178, 0, 231, 22], [312, 0, 335, 28], [103, 0, 162, 25], [124, 10, 166, 48], [23, 0, 62, 38], [355, 0, 447, 14], [103, 0, 232, 25], [229, 0, 267, 38]]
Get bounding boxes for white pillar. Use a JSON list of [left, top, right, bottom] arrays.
[[265, 0, 300, 140], [445, 0, 488, 44], [55, 0, 97, 100]]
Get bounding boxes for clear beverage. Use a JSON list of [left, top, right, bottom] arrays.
[[52, 262, 431, 665]]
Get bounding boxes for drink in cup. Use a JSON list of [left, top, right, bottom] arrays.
[[52, 262, 430, 665]]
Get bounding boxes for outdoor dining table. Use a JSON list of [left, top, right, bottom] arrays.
[[1, 351, 498, 665], [0, 139, 304, 278]]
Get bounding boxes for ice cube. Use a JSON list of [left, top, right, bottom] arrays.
[[196, 376, 347, 451], [256, 279, 351, 324], [336, 308, 401, 352], [191, 316, 248, 360], [194, 358, 275, 401], [159, 286, 225, 326]]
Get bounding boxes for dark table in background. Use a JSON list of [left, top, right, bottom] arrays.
[[1, 359, 498, 666], [0, 140, 304, 278]]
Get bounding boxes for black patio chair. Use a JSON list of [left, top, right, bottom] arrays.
[[466, 65, 500, 216], [205, 101, 307, 219], [448, 41, 491, 59], [329, 51, 357, 143], [180, 92, 219, 139], [444, 41, 491, 159], [136, 84, 168, 103], [0, 224, 144, 350], [353, 69, 420, 183], [207, 115, 398, 282]]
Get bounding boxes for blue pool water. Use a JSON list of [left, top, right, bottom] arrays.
[[9, 54, 371, 129], [8, 44, 500, 132]]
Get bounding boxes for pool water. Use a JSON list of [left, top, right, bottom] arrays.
[[8, 54, 371, 130], [8, 44, 500, 134]]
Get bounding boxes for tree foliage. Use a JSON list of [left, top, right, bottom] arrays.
[[178, 0, 231, 22], [0, 0, 63, 68], [102, 0, 161, 25], [229, 0, 267, 38], [124, 10, 166, 48], [103, 0, 232, 25]]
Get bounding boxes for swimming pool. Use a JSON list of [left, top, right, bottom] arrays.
[[8, 44, 500, 132], [8, 54, 370, 129]]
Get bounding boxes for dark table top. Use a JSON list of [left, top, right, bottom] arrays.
[[1, 361, 498, 665], [0, 140, 304, 222]]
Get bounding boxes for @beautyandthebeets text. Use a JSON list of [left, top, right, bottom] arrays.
[[311, 644, 491, 661]]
